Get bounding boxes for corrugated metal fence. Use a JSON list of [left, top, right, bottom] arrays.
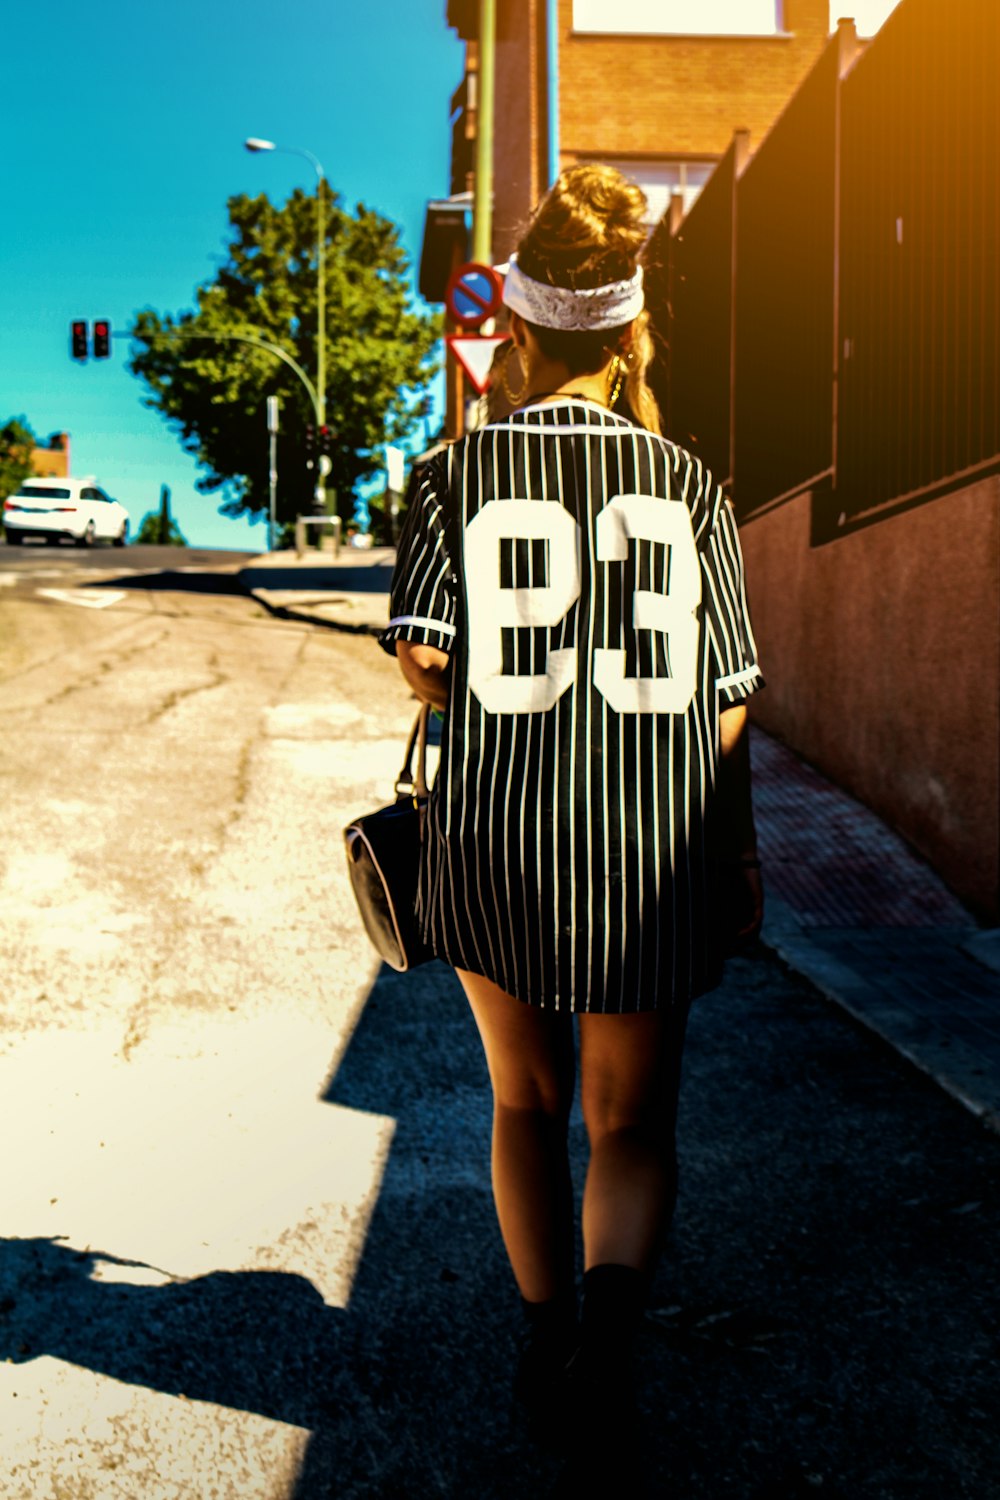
[[647, 0, 1000, 538]]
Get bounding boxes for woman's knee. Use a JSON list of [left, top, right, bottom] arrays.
[[578, 1015, 680, 1142], [581, 1083, 663, 1144], [458, 968, 574, 1117], [490, 1057, 574, 1118]]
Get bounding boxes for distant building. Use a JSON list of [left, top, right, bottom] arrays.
[[31, 432, 70, 478]]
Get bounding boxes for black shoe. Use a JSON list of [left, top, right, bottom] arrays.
[[514, 1315, 577, 1451]]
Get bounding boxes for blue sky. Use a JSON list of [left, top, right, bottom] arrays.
[[3, 0, 462, 548], [3, 1, 899, 550]]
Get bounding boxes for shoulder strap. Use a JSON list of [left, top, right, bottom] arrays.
[[394, 704, 430, 800]]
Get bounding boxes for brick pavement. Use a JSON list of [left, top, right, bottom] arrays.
[[753, 728, 1000, 1133]]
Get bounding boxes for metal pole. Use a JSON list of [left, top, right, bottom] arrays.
[[268, 428, 277, 551], [243, 141, 327, 512], [546, 0, 560, 187], [307, 159, 328, 519], [267, 394, 279, 552], [314, 177, 326, 435], [473, 0, 496, 264]]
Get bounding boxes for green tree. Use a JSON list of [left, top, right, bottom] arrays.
[[134, 484, 187, 545], [0, 417, 36, 504], [127, 188, 440, 529]]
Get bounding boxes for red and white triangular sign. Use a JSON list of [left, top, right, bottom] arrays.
[[445, 334, 510, 394]]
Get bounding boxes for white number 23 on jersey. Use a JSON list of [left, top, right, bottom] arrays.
[[464, 494, 701, 716]]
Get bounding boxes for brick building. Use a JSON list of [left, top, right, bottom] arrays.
[[30, 433, 70, 478], [422, 0, 832, 429], [425, 0, 831, 284]]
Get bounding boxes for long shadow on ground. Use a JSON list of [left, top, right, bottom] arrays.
[[88, 569, 248, 597], [86, 562, 392, 599], [86, 563, 389, 633], [295, 953, 1000, 1499], [3, 952, 1000, 1498]]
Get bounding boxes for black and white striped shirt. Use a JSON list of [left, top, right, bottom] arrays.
[[380, 397, 763, 1013]]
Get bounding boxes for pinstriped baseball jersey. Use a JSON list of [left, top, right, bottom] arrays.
[[380, 397, 763, 1013]]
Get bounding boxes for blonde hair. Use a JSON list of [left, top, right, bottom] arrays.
[[515, 164, 661, 434]]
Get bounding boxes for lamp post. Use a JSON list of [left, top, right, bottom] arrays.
[[245, 137, 328, 514]]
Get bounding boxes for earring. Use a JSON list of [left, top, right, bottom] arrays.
[[606, 353, 625, 408], [502, 344, 530, 406]]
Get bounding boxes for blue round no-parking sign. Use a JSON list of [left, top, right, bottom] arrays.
[[444, 262, 504, 329]]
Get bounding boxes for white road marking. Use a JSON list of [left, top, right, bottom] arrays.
[[36, 587, 129, 609], [0, 1011, 394, 1306], [0, 684, 410, 1493], [0, 1360, 309, 1497]]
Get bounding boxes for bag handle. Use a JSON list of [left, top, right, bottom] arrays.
[[394, 703, 430, 801]]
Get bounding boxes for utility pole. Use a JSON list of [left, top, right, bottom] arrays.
[[472, 0, 496, 265], [244, 139, 328, 512], [158, 484, 172, 545], [267, 396, 279, 552]]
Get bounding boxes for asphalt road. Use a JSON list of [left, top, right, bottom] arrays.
[[0, 541, 258, 571], [1, 559, 998, 1499]]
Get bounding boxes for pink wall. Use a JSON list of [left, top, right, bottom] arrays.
[[740, 478, 1000, 919]]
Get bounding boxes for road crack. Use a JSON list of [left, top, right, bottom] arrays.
[[142, 669, 227, 727]]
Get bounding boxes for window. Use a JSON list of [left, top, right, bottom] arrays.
[[17, 485, 71, 499], [610, 159, 718, 224], [573, 0, 783, 35]]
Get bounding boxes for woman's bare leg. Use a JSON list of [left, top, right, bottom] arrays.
[[577, 1007, 689, 1272], [457, 969, 576, 1303]]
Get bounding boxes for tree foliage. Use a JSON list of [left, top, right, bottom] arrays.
[[127, 189, 440, 528], [135, 513, 187, 545], [135, 484, 187, 545], [0, 416, 36, 504]]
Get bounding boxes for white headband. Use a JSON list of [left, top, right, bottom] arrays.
[[502, 254, 644, 331]]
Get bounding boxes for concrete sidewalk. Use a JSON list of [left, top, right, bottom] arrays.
[[239, 547, 393, 633], [754, 731, 1000, 1132], [238, 547, 1000, 1133]]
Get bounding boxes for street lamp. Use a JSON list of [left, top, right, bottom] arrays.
[[244, 136, 328, 512]]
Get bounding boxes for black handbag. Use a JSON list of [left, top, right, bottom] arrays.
[[343, 705, 435, 972]]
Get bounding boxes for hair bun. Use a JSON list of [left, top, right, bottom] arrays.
[[517, 164, 648, 290]]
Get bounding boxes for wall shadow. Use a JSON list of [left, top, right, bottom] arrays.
[[292, 960, 568, 1498], [88, 565, 393, 598], [7, 950, 994, 1497], [88, 570, 248, 597], [238, 564, 394, 595], [0, 960, 566, 1498], [0, 1240, 335, 1430]]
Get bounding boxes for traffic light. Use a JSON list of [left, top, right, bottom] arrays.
[[71, 320, 88, 360], [304, 424, 316, 469], [319, 425, 333, 456], [93, 320, 111, 359]]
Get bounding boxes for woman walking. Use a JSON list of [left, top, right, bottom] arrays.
[[380, 165, 763, 1455]]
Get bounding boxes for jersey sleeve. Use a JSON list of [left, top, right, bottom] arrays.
[[379, 458, 458, 657], [699, 474, 765, 705]]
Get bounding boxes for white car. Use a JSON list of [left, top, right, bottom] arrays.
[[3, 477, 130, 547]]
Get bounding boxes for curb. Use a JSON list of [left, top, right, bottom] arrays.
[[244, 586, 387, 636], [762, 898, 1000, 1136]]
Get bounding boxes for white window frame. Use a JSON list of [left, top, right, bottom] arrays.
[[572, 0, 787, 37], [602, 158, 719, 225]]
